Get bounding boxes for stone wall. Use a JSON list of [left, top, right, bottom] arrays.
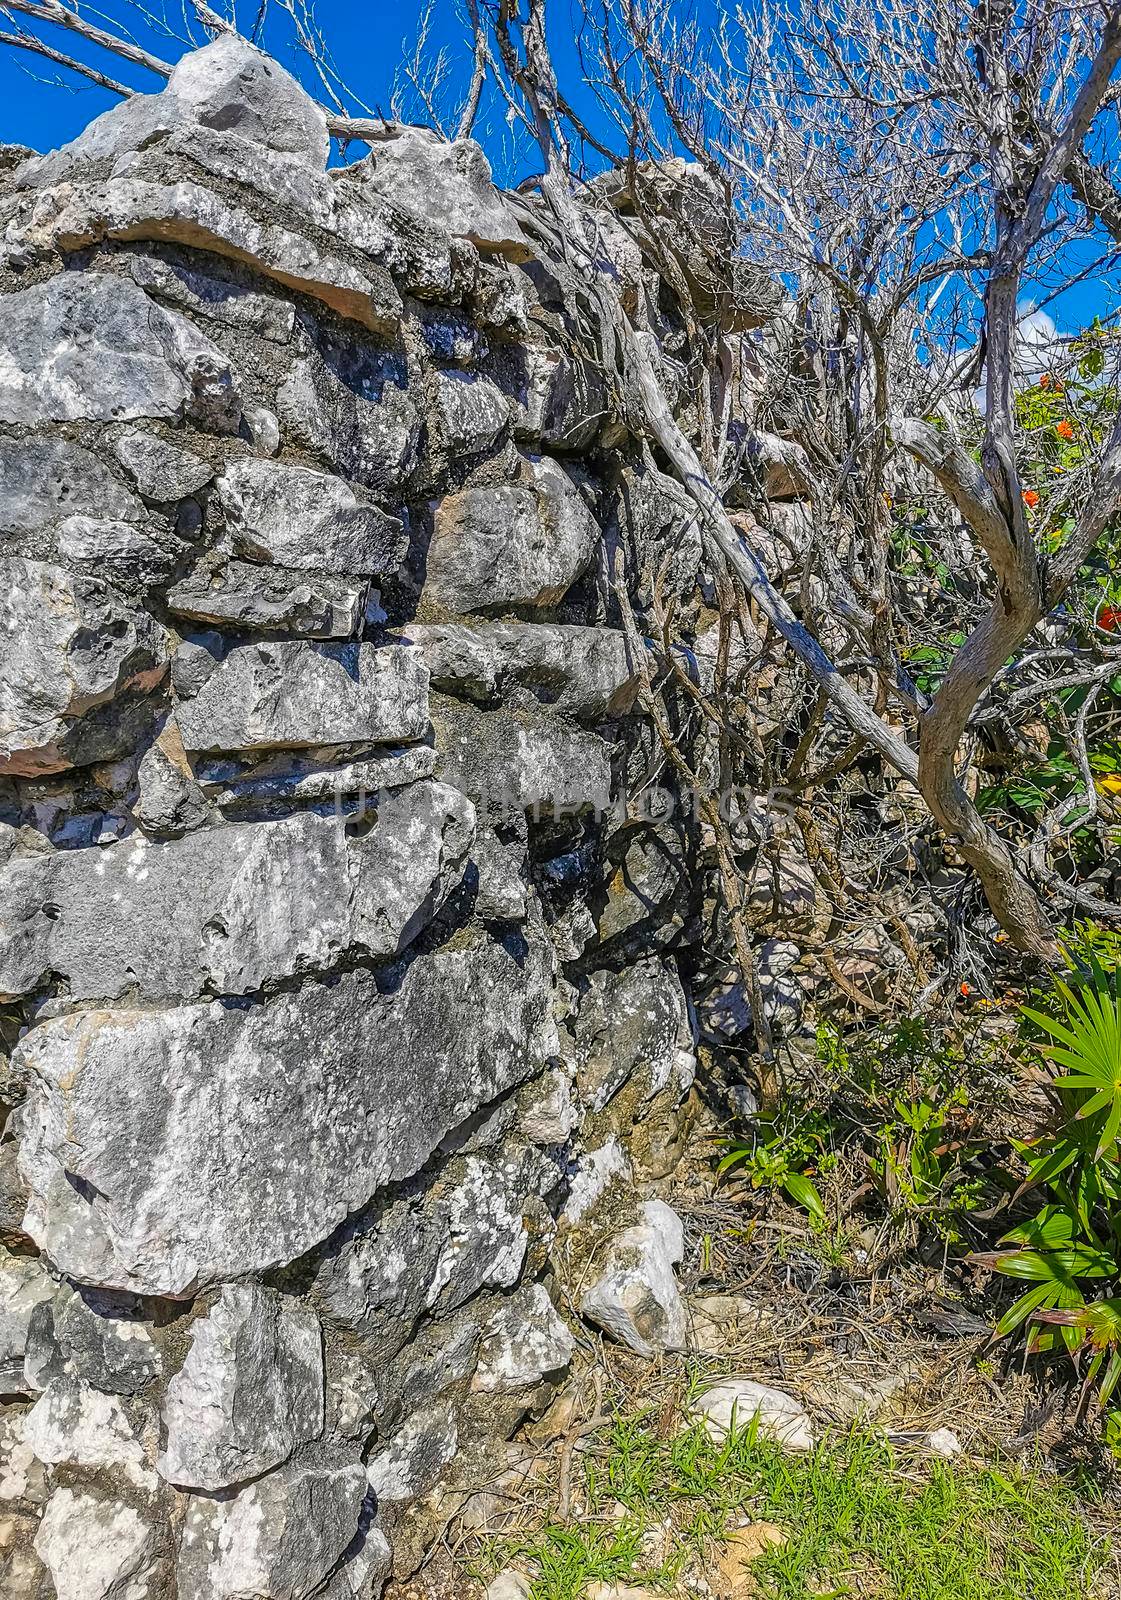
[[0, 37, 721, 1600]]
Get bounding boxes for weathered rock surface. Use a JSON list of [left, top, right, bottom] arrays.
[[23, 1283, 162, 1396], [0, 435, 143, 542], [177, 1450, 367, 1600], [112, 427, 213, 501], [19, 36, 329, 187], [277, 331, 419, 490], [424, 457, 599, 613], [16, 933, 556, 1294], [0, 1254, 53, 1395], [433, 700, 613, 813], [0, 785, 472, 1000], [345, 130, 530, 260], [435, 369, 510, 455], [175, 640, 430, 753], [216, 458, 407, 577], [34, 1486, 157, 1600], [403, 620, 643, 718], [473, 1284, 575, 1393], [366, 1399, 458, 1505], [0, 272, 241, 431], [689, 1380, 814, 1452], [159, 1284, 323, 1490], [581, 1200, 688, 1358], [0, 557, 168, 777], [167, 559, 366, 637], [22, 1377, 157, 1493]]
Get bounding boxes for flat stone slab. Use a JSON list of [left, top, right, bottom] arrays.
[[16, 932, 557, 1294], [0, 784, 473, 1002], [175, 640, 430, 754], [167, 560, 366, 638]]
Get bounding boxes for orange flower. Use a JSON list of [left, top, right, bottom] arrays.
[[1056, 419, 1075, 441], [1022, 489, 1040, 509], [960, 981, 971, 997], [1039, 374, 1052, 389]]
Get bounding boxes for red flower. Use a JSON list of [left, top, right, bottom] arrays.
[[1056, 419, 1075, 441], [960, 981, 971, 997], [1022, 489, 1040, 509], [1099, 605, 1121, 633]]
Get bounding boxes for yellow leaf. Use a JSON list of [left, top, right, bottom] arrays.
[[1096, 774, 1121, 795]]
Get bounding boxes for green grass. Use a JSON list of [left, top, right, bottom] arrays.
[[487, 1410, 1109, 1600]]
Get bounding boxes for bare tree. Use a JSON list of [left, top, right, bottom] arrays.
[[5, 0, 1121, 966]]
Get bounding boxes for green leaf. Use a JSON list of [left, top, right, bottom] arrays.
[[782, 1172, 827, 1224]]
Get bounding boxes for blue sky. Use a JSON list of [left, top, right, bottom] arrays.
[[0, 0, 1116, 331]]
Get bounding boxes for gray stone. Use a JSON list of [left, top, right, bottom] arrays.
[[18, 37, 329, 190], [159, 1284, 323, 1490], [175, 640, 429, 755], [425, 456, 599, 614], [435, 369, 509, 455], [0, 1253, 53, 1395], [366, 1398, 457, 1505], [16, 933, 557, 1294], [473, 1284, 575, 1393], [177, 1450, 366, 1600], [403, 620, 643, 719], [20, 172, 401, 335], [216, 459, 406, 577], [168, 560, 365, 637], [133, 717, 211, 838], [580, 1199, 688, 1358], [0, 436, 142, 539], [0, 272, 242, 431], [22, 1377, 157, 1493], [34, 1487, 157, 1600], [112, 428, 213, 501], [575, 959, 694, 1112], [166, 35, 330, 165], [0, 557, 168, 778], [56, 514, 188, 591], [24, 1283, 161, 1396], [433, 701, 612, 814], [317, 1143, 553, 1359], [0, 784, 473, 1001], [277, 334, 419, 492], [470, 820, 529, 922], [346, 130, 530, 259]]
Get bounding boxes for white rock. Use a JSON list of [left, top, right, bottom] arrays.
[[34, 1487, 156, 1600], [561, 1138, 631, 1226], [0, 1411, 46, 1505], [22, 1378, 157, 1493], [518, 1067, 578, 1146], [926, 1427, 962, 1458], [216, 458, 406, 577], [159, 1284, 323, 1490], [689, 1379, 814, 1452], [486, 1571, 534, 1600], [580, 1201, 688, 1359]]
